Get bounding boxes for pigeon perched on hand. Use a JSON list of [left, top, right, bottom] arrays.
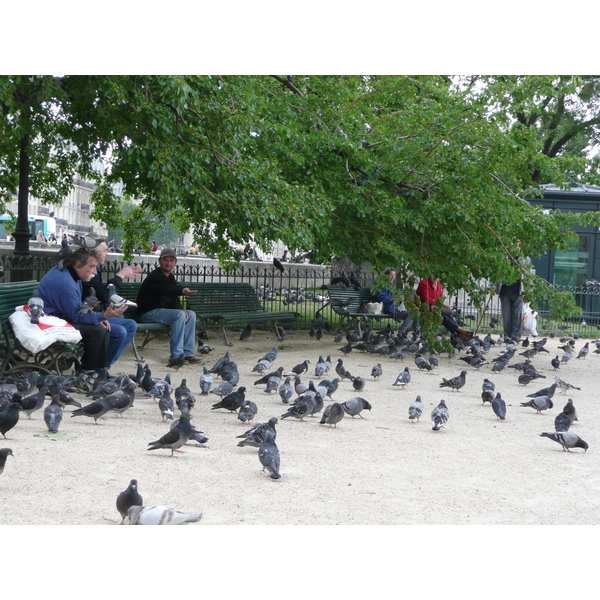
[[539, 432, 588, 452], [128, 505, 203, 525], [106, 283, 137, 309], [78, 287, 101, 315], [116, 479, 143, 525], [439, 370, 467, 392]]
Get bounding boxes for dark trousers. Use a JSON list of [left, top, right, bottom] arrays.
[[500, 293, 523, 339], [73, 323, 110, 370]]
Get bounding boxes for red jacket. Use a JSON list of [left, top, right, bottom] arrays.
[[416, 278, 443, 306]]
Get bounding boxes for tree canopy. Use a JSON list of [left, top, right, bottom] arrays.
[[2, 74, 600, 321]]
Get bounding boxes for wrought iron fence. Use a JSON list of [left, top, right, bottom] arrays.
[[2, 253, 599, 335]]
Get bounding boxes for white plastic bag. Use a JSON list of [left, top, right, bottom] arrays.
[[9, 305, 82, 354], [366, 302, 383, 315], [522, 302, 538, 336]]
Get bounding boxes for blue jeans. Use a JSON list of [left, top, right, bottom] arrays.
[[107, 317, 138, 367], [139, 308, 196, 359]]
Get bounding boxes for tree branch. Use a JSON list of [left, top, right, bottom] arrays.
[[270, 76, 304, 96]]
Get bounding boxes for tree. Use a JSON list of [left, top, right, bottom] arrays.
[[2, 75, 600, 330]]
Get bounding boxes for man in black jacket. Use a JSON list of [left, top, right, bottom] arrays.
[[136, 248, 201, 367]]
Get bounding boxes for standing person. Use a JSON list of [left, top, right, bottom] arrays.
[[81, 235, 141, 368], [136, 248, 201, 367], [416, 277, 473, 340], [37, 246, 129, 389], [497, 255, 532, 341]]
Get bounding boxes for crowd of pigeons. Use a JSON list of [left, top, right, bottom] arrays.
[[0, 314, 596, 524]]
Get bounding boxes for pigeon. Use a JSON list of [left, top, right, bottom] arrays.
[[210, 382, 234, 398], [481, 379, 495, 405], [408, 395, 424, 422], [562, 398, 578, 423], [70, 396, 116, 424], [319, 378, 339, 399], [352, 376, 366, 392], [371, 364, 383, 380], [0, 402, 20, 438], [342, 397, 372, 419], [158, 388, 175, 422], [237, 417, 278, 448], [393, 367, 411, 389], [284, 360, 310, 376], [293, 376, 308, 395], [319, 402, 345, 428], [491, 392, 506, 420], [561, 351, 572, 364], [335, 359, 353, 381], [554, 411, 572, 432], [116, 479, 144, 525], [167, 353, 186, 370], [199, 367, 213, 395], [54, 237, 70, 265], [252, 359, 271, 374], [0, 448, 13, 475], [16, 387, 47, 419], [431, 399, 450, 431], [147, 413, 194, 456], [106, 283, 137, 309], [520, 396, 553, 414], [278, 377, 294, 404], [169, 410, 208, 445], [539, 432, 588, 452], [254, 366, 284, 387], [258, 429, 281, 479], [78, 287, 101, 315], [551, 355, 561, 370], [43, 394, 63, 434], [439, 371, 467, 392], [526, 382, 558, 400], [555, 377, 581, 395], [238, 400, 258, 423], [273, 257, 285, 273], [209, 351, 231, 376], [314, 356, 328, 378], [128, 505, 203, 525], [261, 347, 279, 364], [211, 387, 246, 413], [414, 353, 433, 371], [576, 342, 589, 359], [27, 289, 45, 324], [264, 370, 283, 395], [239, 324, 252, 341], [491, 358, 508, 373], [281, 397, 314, 422]]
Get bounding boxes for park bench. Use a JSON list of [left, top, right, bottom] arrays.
[[325, 284, 396, 334], [118, 281, 300, 349], [0, 279, 84, 378]]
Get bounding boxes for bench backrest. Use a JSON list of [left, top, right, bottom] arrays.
[[118, 281, 263, 316], [326, 285, 377, 314], [0, 280, 40, 342]]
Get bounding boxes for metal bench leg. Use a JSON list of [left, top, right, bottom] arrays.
[[274, 321, 284, 341], [129, 337, 143, 362], [221, 323, 233, 347]]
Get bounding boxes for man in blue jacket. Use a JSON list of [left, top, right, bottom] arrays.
[[37, 246, 128, 384]]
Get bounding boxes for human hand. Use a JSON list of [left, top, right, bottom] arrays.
[[100, 319, 112, 331], [104, 303, 128, 319], [182, 288, 197, 296], [117, 266, 142, 279]]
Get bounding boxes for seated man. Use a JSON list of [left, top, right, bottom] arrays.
[[374, 267, 421, 336], [136, 247, 201, 368], [37, 246, 129, 386], [81, 235, 141, 368]]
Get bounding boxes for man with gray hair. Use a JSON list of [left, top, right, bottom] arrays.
[[37, 246, 129, 387]]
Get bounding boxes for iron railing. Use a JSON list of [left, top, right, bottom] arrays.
[[1, 253, 599, 335]]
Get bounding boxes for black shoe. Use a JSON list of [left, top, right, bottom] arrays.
[[185, 356, 202, 364]]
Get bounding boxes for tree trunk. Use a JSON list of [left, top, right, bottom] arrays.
[[12, 133, 34, 281]]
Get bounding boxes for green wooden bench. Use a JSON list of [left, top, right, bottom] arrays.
[[0, 280, 84, 378], [119, 281, 300, 348], [326, 285, 396, 334]]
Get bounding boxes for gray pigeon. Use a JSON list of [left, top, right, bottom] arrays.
[[43, 394, 63, 434], [0, 448, 13, 475], [408, 395, 424, 423], [281, 397, 314, 422], [158, 388, 175, 422], [17, 387, 48, 419], [278, 377, 294, 404], [440, 371, 467, 392], [211, 387, 246, 413], [520, 396, 553, 414], [209, 381, 234, 398], [107, 283, 137, 309], [319, 402, 345, 428], [393, 367, 411, 389], [128, 505, 202, 525], [555, 377, 581, 395], [238, 400, 258, 423], [431, 399, 450, 431], [562, 398, 578, 422], [258, 429, 281, 479], [78, 287, 101, 315], [526, 382, 557, 400], [491, 392, 506, 421], [371, 364, 383, 380], [237, 417, 277, 448], [335, 358, 353, 381], [261, 346, 279, 364], [70, 396, 116, 424], [554, 411, 572, 432], [199, 367, 213, 395], [116, 479, 143, 525], [27, 289, 45, 324], [147, 413, 194, 456], [414, 353, 433, 371], [481, 379, 495, 405], [284, 360, 310, 377], [342, 397, 372, 419], [314, 356, 328, 378], [352, 376, 366, 392], [576, 342, 589, 359], [252, 359, 271, 374], [539, 432, 588, 452]]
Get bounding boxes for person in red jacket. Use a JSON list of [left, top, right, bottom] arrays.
[[416, 277, 473, 340]]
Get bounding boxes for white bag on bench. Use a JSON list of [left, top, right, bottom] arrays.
[[9, 305, 82, 354]]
